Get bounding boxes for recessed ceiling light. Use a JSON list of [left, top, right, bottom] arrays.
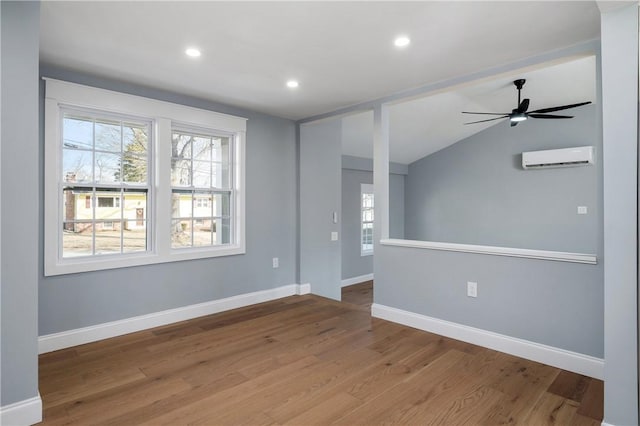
[[286, 80, 299, 89], [394, 36, 411, 48], [185, 48, 201, 58]]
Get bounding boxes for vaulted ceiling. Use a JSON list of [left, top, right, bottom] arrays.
[[40, 1, 600, 122]]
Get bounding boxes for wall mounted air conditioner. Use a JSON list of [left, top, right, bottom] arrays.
[[521, 146, 594, 169]]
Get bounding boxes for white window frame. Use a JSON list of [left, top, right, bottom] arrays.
[[361, 183, 374, 256], [44, 78, 247, 276]]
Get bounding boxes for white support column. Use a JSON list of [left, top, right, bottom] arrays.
[[373, 104, 389, 243], [600, 3, 639, 425]]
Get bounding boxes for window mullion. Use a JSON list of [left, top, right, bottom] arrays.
[[155, 118, 172, 257]]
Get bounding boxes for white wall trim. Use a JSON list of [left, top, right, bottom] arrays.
[[341, 273, 374, 287], [372, 303, 604, 380], [0, 394, 42, 426], [296, 283, 311, 295], [39, 284, 309, 354], [380, 238, 597, 265], [601, 422, 615, 426]]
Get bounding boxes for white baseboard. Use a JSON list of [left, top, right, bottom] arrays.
[[0, 394, 42, 426], [341, 273, 374, 287], [601, 422, 615, 426], [39, 284, 310, 354], [296, 283, 311, 295], [371, 303, 604, 380]]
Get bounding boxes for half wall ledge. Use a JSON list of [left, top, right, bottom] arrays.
[[380, 239, 597, 265]]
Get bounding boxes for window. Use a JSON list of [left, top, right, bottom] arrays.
[[61, 111, 150, 257], [171, 129, 233, 248], [361, 184, 374, 256], [45, 78, 246, 275]]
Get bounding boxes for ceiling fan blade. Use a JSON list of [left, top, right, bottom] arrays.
[[528, 101, 591, 114], [517, 98, 530, 113], [464, 116, 508, 125], [528, 114, 573, 119], [461, 111, 510, 115]]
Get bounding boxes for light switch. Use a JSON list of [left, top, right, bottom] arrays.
[[331, 231, 339, 241], [577, 206, 588, 215]]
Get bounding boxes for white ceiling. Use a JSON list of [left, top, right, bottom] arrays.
[[40, 1, 601, 121], [341, 55, 597, 164]]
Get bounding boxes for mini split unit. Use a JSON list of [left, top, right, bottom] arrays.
[[521, 146, 595, 169]]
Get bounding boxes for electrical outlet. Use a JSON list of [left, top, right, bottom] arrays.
[[331, 231, 339, 241], [272, 257, 279, 268], [467, 281, 477, 298], [577, 206, 588, 215]]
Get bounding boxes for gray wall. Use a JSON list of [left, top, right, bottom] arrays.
[[39, 67, 297, 335], [375, 68, 603, 361], [300, 120, 342, 300], [375, 243, 603, 357], [341, 159, 406, 280], [389, 174, 405, 240], [1, 1, 40, 406], [404, 104, 599, 254], [341, 168, 373, 280]]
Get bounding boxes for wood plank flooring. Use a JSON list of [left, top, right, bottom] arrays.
[[38, 282, 603, 425]]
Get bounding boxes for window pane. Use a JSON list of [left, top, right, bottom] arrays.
[[194, 193, 213, 217], [171, 219, 192, 248], [95, 189, 120, 220], [95, 222, 122, 254], [193, 219, 213, 247], [95, 152, 121, 183], [172, 133, 192, 159], [213, 192, 231, 217], [63, 222, 93, 257], [122, 153, 147, 184], [123, 124, 148, 152], [220, 138, 232, 189], [63, 188, 92, 222], [193, 160, 212, 188], [123, 190, 147, 229], [95, 120, 121, 152], [192, 136, 211, 161], [63, 149, 93, 183], [63, 116, 93, 150], [171, 160, 191, 187], [171, 192, 193, 218], [213, 217, 231, 245], [123, 224, 146, 253]]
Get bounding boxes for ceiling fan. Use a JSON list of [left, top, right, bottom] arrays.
[[462, 79, 591, 127]]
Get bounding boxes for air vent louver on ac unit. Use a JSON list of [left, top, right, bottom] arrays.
[[521, 146, 594, 169]]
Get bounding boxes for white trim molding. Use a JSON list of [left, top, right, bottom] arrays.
[[372, 303, 604, 380], [342, 273, 374, 287], [296, 283, 311, 295], [43, 78, 247, 276], [39, 284, 310, 354], [0, 394, 42, 426], [380, 238, 597, 265]]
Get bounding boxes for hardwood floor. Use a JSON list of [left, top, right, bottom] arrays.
[[341, 280, 373, 309], [38, 284, 603, 425]]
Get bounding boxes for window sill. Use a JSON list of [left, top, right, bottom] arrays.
[[361, 251, 373, 257], [44, 245, 246, 276], [379, 239, 597, 264]]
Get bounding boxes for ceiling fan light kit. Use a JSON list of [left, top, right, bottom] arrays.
[[462, 79, 591, 127]]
